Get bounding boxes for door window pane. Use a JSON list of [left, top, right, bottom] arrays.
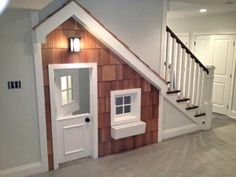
[[61, 91, 67, 105], [124, 105, 131, 113], [116, 97, 123, 106], [68, 89, 72, 103], [124, 96, 131, 104], [61, 76, 67, 90], [68, 75, 72, 89], [116, 106, 123, 115]]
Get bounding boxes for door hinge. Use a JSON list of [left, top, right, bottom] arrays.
[[233, 41, 235, 46], [194, 41, 196, 46], [230, 74, 232, 79], [227, 105, 229, 109]]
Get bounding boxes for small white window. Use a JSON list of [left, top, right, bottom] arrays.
[[111, 88, 141, 126], [115, 95, 131, 115], [61, 75, 73, 105]]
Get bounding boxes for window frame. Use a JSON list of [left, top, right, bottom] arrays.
[[115, 95, 132, 116], [111, 88, 141, 126]]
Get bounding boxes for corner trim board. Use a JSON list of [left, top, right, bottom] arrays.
[[0, 162, 44, 177], [230, 110, 236, 119]]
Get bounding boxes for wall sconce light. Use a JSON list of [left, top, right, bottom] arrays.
[[70, 37, 80, 52]]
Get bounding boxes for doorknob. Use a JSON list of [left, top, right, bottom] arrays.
[[85, 117, 90, 123]]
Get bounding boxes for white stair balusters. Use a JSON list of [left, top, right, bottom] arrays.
[[165, 26, 215, 130], [165, 32, 170, 82], [170, 37, 176, 91], [179, 49, 186, 99], [189, 59, 195, 106], [193, 64, 200, 106], [175, 43, 181, 91], [184, 54, 191, 98]]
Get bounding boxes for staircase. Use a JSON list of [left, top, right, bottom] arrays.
[[162, 26, 215, 138]]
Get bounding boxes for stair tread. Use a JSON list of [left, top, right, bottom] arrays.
[[186, 105, 199, 110], [195, 113, 206, 117], [167, 90, 181, 94], [177, 98, 190, 102]]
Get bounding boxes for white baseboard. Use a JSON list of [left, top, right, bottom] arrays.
[[0, 162, 47, 177], [230, 110, 236, 119], [162, 124, 201, 140]]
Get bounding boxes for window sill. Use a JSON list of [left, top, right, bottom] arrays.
[[113, 115, 138, 126], [111, 121, 146, 140]]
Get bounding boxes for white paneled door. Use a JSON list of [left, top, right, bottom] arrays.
[[177, 33, 190, 47], [56, 114, 91, 163], [49, 64, 98, 169], [195, 35, 236, 115]]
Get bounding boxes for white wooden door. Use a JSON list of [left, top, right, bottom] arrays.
[[56, 114, 91, 163], [194, 35, 212, 66], [195, 35, 236, 115], [177, 33, 190, 47], [53, 68, 92, 164], [211, 35, 235, 114]]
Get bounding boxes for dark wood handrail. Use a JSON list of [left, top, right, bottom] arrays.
[[166, 26, 209, 74]]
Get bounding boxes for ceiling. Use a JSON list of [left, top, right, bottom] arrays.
[[8, 0, 53, 10], [168, 0, 236, 19], [6, 0, 236, 18]]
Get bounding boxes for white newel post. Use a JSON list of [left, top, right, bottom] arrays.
[[202, 66, 215, 130]]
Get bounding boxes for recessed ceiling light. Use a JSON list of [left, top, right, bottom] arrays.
[[200, 9, 207, 13], [0, 0, 9, 14]]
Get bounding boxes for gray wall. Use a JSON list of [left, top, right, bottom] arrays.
[[40, 0, 165, 72], [167, 12, 236, 112], [0, 9, 40, 170]]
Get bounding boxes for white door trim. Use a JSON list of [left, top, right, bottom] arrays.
[[31, 12, 49, 175], [160, 0, 168, 78], [193, 33, 236, 116], [48, 63, 98, 169]]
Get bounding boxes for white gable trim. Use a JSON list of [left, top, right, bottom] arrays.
[[34, 1, 166, 91]]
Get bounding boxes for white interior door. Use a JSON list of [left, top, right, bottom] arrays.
[[50, 66, 94, 166], [195, 34, 236, 115], [194, 35, 212, 66], [177, 33, 190, 47]]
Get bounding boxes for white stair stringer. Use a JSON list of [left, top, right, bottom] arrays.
[[163, 87, 212, 139], [164, 91, 208, 131]]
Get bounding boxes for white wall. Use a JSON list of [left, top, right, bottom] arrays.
[[163, 100, 194, 130], [167, 12, 236, 114], [162, 99, 199, 140], [167, 12, 236, 34], [0, 9, 40, 171], [40, 0, 166, 72]]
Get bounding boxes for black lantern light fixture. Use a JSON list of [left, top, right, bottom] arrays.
[[70, 37, 80, 52]]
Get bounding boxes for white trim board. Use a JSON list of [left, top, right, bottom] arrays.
[[48, 63, 98, 169], [230, 110, 236, 119], [0, 162, 44, 177], [162, 124, 201, 140], [160, 0, 168, 78]]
